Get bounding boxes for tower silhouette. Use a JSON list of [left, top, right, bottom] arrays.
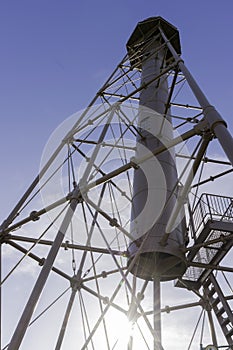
[[1, 17, 233, 350]]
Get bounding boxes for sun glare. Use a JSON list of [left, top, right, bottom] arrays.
[[108, 311, 135, 349]]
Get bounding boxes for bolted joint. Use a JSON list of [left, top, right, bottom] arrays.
[[203, 105, 227, 133], [64, 240, 69, 251], [196, 130, 214, 150], [62, 135, 75, 144], [130, 157, 140, 169], [30, 211, 40, 221], [193, 119, 210, 136], [103, 296, 109, 305], [66, 186, 83, 203], [164, 305, 171, 314], [101, 271, 107, 278], [70, 275, 82, 291], [109, 217, 118, 227], [39, 258, 45, 266], [0, 232, 11, 244], [122, 250, 128, 258], [66, 192, 73, 201], [176, 57, 184, 65], [201, 298, 212, 312]]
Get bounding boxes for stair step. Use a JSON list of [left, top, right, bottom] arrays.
[[203, 278, 212, 288], [212, 297, 220, 307], [207, 287, 216, 298], [216, 307, 225, 316], [226, 327, 233, 338], [220, 317, 231, 327]]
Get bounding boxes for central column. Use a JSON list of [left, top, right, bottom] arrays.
[[127, 17, 186, 281]]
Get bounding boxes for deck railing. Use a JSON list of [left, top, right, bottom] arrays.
[[191, 193, 233, 238]]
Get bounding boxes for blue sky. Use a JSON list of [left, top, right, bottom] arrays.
[[1, 0, 233, 218], [1, 1, 233, 349]]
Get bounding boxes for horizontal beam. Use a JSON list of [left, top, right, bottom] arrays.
[[81, 284, 127, 314], [7, 240, 71, 281], [188, 261, 233, 273], [184, 233, 233, 253], [3, 196, 68, 234], [82, 267, 127, 282], [176, 153, 231, 166], [146, 294, 233, 315], [7, 235, 124, 256]]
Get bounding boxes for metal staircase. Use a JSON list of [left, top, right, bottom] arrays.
[[176, 193, 233, 346], [178, 193, 233, 289], [203, 273, 233, 346]]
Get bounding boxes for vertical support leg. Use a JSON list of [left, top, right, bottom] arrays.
[[128, 332, 133, 350], [153, 278, 161, 350], [206, 309, 218, 347], [55, 288, 77, 350], [8, 190, 81, 350], [159, 26, 233, 167], [203, 286, 218, 347]]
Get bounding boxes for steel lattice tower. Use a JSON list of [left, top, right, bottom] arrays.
[[1, 17, 233, 350]]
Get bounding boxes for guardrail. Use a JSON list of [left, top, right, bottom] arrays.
[[191, 193, 233, 238]]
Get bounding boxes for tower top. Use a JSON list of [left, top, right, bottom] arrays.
[[126, 16, 181, 68]]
